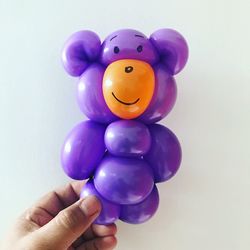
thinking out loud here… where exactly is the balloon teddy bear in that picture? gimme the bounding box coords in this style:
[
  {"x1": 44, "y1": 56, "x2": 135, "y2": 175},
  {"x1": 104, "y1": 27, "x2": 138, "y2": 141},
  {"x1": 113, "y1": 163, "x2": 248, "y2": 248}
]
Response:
[{"x1": 61, "y1": 28, "x2": 188, "y2": 224}]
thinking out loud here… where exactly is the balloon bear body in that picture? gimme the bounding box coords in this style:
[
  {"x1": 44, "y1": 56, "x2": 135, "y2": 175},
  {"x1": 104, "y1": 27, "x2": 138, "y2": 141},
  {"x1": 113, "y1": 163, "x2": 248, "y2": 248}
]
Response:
[{"x1": 61, "y1": 29, "x2": 188, "y2": 224}]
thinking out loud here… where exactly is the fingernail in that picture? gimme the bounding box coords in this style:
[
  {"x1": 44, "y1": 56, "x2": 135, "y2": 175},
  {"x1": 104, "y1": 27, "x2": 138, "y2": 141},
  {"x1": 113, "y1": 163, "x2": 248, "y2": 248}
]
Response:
[{"x1": 79, "y1": 196, "x2": 101, "y2": 217}]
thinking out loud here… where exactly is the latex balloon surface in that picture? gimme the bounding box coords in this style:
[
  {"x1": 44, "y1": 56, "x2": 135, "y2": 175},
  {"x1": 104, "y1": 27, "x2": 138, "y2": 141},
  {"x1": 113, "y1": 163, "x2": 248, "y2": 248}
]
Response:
[
  {"x1": 103, "y1": 59, "x2": 155, "y2": 119},
  {"x1": 61, "y1": 28, "x2": 188, "y2": 224}
]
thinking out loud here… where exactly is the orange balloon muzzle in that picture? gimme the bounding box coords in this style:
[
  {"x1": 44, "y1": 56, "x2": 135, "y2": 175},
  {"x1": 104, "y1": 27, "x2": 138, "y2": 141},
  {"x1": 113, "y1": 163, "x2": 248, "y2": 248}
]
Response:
[{"x1": 103, "y1": 59, "x2": 155, "y2": 119}]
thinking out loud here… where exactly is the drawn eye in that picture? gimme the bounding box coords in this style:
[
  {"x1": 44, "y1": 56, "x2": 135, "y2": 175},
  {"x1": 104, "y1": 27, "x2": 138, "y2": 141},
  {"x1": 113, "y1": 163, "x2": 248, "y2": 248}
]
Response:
[
  {"x1": 114, "y1": 46, "x2": 120, "y2": 54},
  {"x1": 137, "y1": 45, "x2": 143, "y2": 53}
]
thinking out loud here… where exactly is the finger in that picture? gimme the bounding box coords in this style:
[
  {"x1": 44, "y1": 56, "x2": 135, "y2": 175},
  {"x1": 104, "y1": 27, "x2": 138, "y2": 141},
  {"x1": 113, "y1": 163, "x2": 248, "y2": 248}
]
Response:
[
  {"x1": 71, "y1": 181, "x2": 85, "y2": 197},
  {"x1": 73, "y1": 223, "x2": 117, "y2": 247},
  {"x1": 76, "y1": 236, "x2": 117, "y2": 250},
  {"x1": 34, "y1": 196, "x2": 101, "y2": 248},
  {"x1": 24, "y1": 205, "x2": 54, "y2": 228},
  {"x1": 73, "y1": 224, "x2": 117, "y2": 248},
  {"x1": 33, "y1": 181, "x2": 85, "y2": 217},
  {"x1": 93, "y1": 223, "x2": 117, "y2": 236},
  {"x1": 84, "y1": 223, "x2": 117, "y2": 240}
]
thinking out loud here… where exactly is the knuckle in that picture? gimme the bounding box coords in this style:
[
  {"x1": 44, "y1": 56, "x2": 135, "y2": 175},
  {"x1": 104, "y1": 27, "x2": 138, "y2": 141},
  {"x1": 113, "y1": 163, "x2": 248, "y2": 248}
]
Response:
[
  {"x1": 56, "y1": 206, "x2": 83, "y2": 231},
  {"x1": 42, "y1": 191, "x2": 56, "y2": 202},
  {"x1": 25, "y1": 206, "x2": 37, "y2": 218},
  {"x1": 25, "y1": 206, "x2": 41, "y2": 223},
  {"x1": 24, "y1": 206, "x2": 50, "y2": 227}
]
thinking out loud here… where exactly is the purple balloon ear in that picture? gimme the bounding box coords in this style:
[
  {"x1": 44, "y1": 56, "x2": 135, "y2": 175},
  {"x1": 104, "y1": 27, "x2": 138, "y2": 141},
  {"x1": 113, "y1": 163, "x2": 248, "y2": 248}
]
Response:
[
  {"x1": 62, "y1": 30, "x2": 101, "y2": 77},
  {"x1": 150, "y1": 29, "x2": 188, "y2": 75}
]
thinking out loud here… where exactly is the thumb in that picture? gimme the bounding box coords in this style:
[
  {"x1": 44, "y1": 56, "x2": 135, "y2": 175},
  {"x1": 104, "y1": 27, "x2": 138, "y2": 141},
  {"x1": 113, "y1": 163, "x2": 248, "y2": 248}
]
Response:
[{"x1": 35, "y1": 195, "x2": 101, "y2": 248}]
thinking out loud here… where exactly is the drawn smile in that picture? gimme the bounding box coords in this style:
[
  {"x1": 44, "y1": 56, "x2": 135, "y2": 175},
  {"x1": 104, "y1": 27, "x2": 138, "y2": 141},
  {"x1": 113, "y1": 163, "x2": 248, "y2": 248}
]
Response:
[{"x1": 112, "y1": 92, "x2": 140, "y2": 106}]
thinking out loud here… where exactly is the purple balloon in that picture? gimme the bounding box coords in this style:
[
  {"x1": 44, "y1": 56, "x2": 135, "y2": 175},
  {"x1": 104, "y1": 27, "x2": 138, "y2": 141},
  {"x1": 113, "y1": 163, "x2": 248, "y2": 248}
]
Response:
[
  {"x1": 61, "y1": 120, "x2": 106, "y2": 180},
  {"x1": 100, "y1": 29, "x2": 159, "y2": 66},
  {"x1": 145, "y1": 124, "x2": 182, "y2": 183},
  {"x1": 138, "y1": 64, "x2": 177, "y2": 124},
  {"x1": 62, "y1": 30, "x2": 101, "y2": 76},
  {"x1": 81, "y1": 180, "x2": 120, "y2": 225},
  {"x1": 105, "y1": 120, "x2": 151, "y2": 157},
  {"x1": 62, "y1": 29, "x2": 188, "y2": 124},
  {"x1": 120, "y1": 185, "x2": 159, "y2": 224},
  {"x1": 61, "y1": 28, "x2": 189, "y2": 225},
  {"x1": 77, "y1": 63, "x2": 118, "y2": 123},
  {"x1": 94, "y1": 155, "x2": 154, "y2": 205},
  {"x1": 150, "y1": 29, "x2": 189, "y2": 75}
]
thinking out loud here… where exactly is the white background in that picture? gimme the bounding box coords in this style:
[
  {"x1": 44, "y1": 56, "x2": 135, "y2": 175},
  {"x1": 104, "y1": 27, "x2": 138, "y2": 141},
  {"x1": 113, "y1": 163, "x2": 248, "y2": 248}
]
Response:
[{"x1": 0, "y1": 0, "x2": 250, "y2": 249}]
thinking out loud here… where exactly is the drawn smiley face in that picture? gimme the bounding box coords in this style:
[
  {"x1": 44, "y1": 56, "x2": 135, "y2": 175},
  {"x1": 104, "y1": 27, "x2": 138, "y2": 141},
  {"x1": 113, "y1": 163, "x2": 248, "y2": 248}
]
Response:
[{"x1": 103, "y1": 59, "x2": 155, "y2": 119}]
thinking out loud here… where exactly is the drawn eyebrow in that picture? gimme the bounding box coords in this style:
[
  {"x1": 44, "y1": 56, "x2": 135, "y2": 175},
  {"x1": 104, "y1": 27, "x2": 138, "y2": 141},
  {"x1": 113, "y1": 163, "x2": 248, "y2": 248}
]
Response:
[
  {"x1": 135, "y1": 34, "x2": 145, "y2": 38},
  {"x1": 110, "y1": 35, "x2": 117, "y2": 41}
]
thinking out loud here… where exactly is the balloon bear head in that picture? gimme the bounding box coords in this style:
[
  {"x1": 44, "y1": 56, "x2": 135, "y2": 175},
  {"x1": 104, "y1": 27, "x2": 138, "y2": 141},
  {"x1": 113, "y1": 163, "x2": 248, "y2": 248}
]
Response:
[
  {"x1": 62, "y1": 29, "x2": 188, "y2": 123},
  {"x1": 61, "y1": 29, "x2": 188, "y2": 225}
]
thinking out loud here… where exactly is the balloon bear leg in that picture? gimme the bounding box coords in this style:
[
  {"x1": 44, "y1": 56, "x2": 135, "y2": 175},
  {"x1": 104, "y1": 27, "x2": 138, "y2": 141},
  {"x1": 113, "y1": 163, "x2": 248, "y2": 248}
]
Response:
[
  {"x1": 81, "y1": 180, "x2": 159, "y2": 225},
  {"x1": 61, "y1": 120, "x2": 106, "y2": 180},
  {"x1": 80, "y1": 180, "x2": 120, "y2": 225},
  {"x1": 120, "y1": 185, "x2": 159, "y2": 224},
  {"x1": 94, "y1": 155, "x2": 154, "y2": 205}
]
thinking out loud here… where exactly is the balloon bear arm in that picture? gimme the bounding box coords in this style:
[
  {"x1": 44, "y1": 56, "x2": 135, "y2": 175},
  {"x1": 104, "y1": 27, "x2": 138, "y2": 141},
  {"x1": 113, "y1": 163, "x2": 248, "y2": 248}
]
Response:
[
  {"x1": 61, "y1": 120, "x2": 106, "y2": 180},
  {"x1": 145, "y1": 124, "x2": 182, "y2": 183}
]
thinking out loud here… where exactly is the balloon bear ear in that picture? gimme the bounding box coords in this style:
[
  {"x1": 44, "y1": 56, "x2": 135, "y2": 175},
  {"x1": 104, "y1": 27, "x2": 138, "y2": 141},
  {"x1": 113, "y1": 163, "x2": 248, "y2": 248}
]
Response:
[
  {"x1": 150, "y1": 29, "x2": 188, "y2": 75},
  {"x1": 62, "y1": 30, "x2": 101, "y2": 77}
]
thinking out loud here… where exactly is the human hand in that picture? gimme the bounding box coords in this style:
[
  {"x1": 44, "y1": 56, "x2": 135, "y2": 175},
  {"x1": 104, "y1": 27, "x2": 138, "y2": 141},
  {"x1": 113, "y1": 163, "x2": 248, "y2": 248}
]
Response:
[{"x1": 1, "y1": 182, "x2": 117, "y2": 250}]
